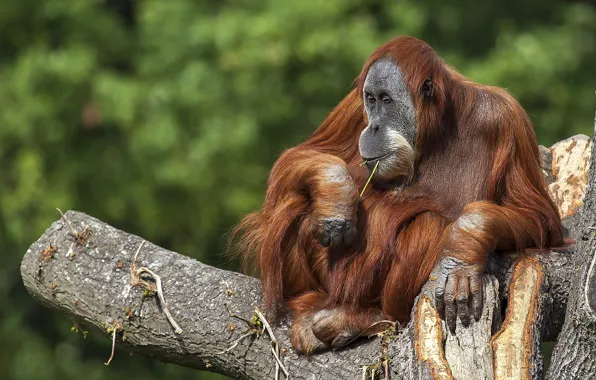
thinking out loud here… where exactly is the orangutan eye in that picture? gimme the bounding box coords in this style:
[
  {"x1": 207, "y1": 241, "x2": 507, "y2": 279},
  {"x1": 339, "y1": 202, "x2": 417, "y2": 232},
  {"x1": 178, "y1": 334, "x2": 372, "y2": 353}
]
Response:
[
  {"x1": 366, "y1": 93, "x2": 376, "y2": 104},
  {"x1": 422, "y1": 78, "x2": 434, "y2": 98},
  {"x1": 381, "y1": 94, "x2": 392, "y2": 103}
]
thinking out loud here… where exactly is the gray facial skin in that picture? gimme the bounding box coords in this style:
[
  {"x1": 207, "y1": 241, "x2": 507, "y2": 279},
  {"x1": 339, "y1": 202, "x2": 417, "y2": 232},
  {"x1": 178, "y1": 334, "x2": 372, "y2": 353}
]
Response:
[{"x1": 358, "y1": 58, "x2": 417, "y2": 182}]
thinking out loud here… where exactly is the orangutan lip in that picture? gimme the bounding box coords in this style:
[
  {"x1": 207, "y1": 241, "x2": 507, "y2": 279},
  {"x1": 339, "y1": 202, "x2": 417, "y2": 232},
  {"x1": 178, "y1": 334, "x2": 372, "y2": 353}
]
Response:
[{"x1": 362, "y1": 152, "x2": 392, "y2": 163}]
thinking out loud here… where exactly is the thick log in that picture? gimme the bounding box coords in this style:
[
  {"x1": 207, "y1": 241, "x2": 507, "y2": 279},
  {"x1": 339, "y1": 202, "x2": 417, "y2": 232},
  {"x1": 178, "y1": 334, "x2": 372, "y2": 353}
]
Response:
[{"x1": 20, "y1": 210, "x2": 577, "y2": 380}]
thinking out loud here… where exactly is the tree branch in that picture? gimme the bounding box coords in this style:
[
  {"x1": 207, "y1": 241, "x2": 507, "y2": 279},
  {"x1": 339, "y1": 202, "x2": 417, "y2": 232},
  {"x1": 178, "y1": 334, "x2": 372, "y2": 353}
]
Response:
[{"x1": 20, "y1": 210, "x2": 574, "y2": 379}]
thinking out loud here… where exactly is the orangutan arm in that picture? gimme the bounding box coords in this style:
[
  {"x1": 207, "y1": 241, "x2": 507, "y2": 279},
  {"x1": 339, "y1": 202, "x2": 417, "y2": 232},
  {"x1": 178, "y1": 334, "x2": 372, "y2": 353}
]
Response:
[
  {"x1": 264, "y1": 147, "x2": 360, "y2": 247},
  {"x1": 434, "y1": 201, "x2": 550, "y2": 332}
]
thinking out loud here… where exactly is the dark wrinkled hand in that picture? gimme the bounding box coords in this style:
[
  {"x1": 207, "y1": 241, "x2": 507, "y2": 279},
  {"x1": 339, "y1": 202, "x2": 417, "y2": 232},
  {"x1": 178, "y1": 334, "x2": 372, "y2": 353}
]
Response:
[
  {"x1": 315, "y1": 218, "x2": 356, "y2": 247},
  {"x1": 310, "y1": 163, "x2": 359, "y2": 248},
  {"x1": 434, "y1": 256, "x2": 484, "y2": 333}
]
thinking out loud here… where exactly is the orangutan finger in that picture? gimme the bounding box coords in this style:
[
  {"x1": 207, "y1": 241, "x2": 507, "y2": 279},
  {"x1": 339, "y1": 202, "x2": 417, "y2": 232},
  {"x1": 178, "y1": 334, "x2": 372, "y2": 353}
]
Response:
[
  {"x1": 435, "y1": 271, "x2": 447, "y2": 319},
  {"x1": 469, "y1": 275, "x2": 484, "y2": 321},
  {"x1": 444, "y1": 274, "x2": 458, "y2": 333},
  {"x1": 456, "y1": 277, "x2": 470, "y2": 328}
]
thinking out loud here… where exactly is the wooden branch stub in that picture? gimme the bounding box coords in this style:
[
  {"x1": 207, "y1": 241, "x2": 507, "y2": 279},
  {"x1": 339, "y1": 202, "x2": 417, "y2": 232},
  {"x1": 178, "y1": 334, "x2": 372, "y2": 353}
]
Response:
[
  {"x1": 491, "y1": 257, "x2": 545, "y2": 380},
  {"x1": 414, "y1": 295, "x2": 454, "y2": 380}
]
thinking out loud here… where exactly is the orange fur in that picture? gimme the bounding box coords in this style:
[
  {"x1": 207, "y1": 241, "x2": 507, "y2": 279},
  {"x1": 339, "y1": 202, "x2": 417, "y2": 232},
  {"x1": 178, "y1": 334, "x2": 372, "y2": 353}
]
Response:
[{"x1": 230, "y1": 36, "x2": 563, "y2": 350}]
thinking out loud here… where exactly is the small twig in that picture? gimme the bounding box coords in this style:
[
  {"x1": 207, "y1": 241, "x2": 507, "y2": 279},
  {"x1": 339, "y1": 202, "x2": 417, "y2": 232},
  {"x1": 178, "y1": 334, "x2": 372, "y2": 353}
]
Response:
[
  {"x1": 56, "y1": 208, "x2": 79, "y2": 238},
  {"x1": 129, "y1": 241, "x2": 182, "y2": 334},
  {"x1": 199, "y1": 305, "x2": 264, "y2": 358},
  {"x1": 137, "y1": 267, "x2": 183, "y2": 334},
  {"x1": 360, "y1": 161, "x2": 380, "y2": 198},
  {"x1": 273, "y1": 346, "x2": 280, "y2": 380},
  {"x1": 131, "y1": 241, "x2": 145, "y2": 271},
  {"x1": 254, "y1": 309, "x2": 277, "y2": 345},
  {"x1": 254, "y1": 308, "x2": 289, "y2": 379},
  {"x1": 130, "y1": 242, "x2": 155, "y2": 293},
  {"x1": 254, "y1": 308, "x2": 282, "y2": 378},
  {"x1": 225, "y1": 303, "x2": 254, "y2": 327},
  {"x1": 56, "y1": 208, "x2": 90, "y2": 245},
  {"x1": 355, "y1": 320, "x2": 396, "y2": 380},
  {"x1": 337, "y1": 320, "x2": 397, "y2": 350},
  {"x1": 363, "y1": 320, "x2": 397, "y2": 336},
  {"x1": 105, "y1": 328, "x2": 118, "y2": 366},
  {"x1": 212, "y1": 331, "x2": 256, "y2": 355}
]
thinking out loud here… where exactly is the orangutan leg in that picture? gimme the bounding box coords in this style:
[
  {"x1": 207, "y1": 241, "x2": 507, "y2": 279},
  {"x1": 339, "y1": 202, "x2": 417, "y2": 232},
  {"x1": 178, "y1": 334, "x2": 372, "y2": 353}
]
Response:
[{"x1": 288, "y1": 292, "x2": 387, "y2": 355}]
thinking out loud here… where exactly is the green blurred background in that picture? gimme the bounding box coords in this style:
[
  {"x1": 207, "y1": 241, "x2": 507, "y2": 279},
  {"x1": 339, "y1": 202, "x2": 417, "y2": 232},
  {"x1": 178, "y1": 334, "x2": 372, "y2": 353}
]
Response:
[{"x1": 1, "y1": 0, "x2": 595, "y2": 379}]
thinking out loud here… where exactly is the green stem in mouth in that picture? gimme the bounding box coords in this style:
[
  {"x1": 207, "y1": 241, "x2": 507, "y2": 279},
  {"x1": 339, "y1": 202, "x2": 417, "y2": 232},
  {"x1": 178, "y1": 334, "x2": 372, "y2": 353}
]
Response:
[{"x1": 360, "y1": 160, "x2": 379, "y2": 198}]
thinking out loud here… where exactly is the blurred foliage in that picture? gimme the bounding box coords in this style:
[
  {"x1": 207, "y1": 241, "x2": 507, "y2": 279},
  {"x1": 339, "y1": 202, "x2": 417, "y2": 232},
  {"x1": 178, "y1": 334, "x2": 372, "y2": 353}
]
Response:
[{"x1": 0, "y1": 0, "x2": 594, "y2": 379}]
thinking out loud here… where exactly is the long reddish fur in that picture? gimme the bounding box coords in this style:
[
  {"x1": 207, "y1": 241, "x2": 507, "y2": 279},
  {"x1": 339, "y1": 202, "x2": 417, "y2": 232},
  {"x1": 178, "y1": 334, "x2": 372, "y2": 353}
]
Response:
[{"x1": 231, "y1": 36, "x2": 563, "y2": 324}]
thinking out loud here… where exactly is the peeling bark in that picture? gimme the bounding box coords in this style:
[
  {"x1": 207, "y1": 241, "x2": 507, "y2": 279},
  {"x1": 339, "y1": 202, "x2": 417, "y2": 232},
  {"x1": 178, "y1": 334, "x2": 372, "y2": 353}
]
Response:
[
  {"x1": 491, "y1": 257, "x2": 546, "y2": 380},
  {"x1": 414, "y1": 295, "x2": 453, "y2": 380}
]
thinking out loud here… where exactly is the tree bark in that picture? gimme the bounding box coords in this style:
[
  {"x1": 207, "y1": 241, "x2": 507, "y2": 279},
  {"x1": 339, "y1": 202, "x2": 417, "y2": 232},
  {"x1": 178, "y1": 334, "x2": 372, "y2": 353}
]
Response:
[
  {"x1": 19, "y1": 134, "x2": 592, "y2": 380},
  {"x1": 546, "y1": 116, "x2": 596, "y2": 379}
]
